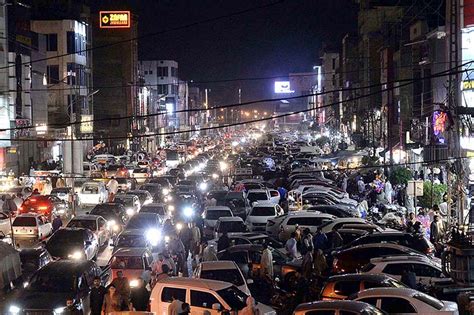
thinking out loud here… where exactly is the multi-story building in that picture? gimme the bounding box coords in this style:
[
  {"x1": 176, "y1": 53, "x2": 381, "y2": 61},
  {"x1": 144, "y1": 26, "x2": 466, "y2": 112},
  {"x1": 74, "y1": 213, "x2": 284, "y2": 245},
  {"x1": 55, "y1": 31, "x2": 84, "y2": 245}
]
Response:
[
  {"x1": 320, "y1": 51, "x2": 341, "y2": 129},
  {"x1": 93, "y1": 10, "x2": 138, "y2": 152}
]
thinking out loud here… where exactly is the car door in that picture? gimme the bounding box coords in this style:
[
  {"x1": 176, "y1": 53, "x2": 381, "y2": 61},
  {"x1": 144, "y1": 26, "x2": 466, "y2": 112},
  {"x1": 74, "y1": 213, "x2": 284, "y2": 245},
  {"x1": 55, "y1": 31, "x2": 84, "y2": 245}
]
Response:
[
  {"x1": 269, "y1": 189, "x2": 280, "y2": 204},
  {"x1": 190, "y1": 289, "x2": 221, "y2": 315}
]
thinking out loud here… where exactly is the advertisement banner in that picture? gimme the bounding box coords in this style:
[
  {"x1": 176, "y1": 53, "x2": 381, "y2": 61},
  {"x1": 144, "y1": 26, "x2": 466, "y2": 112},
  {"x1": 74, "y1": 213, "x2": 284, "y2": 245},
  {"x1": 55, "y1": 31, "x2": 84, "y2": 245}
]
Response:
[{"x1": 462, "y1": 27, "x2": 474, "y2": 107}]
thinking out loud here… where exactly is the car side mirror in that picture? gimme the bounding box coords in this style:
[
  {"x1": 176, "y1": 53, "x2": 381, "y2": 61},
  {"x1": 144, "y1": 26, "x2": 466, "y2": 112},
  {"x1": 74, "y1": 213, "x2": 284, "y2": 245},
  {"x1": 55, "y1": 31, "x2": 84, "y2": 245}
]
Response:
[{"x1": 212, "y1": 303, "x2": 222, "y2": 311}]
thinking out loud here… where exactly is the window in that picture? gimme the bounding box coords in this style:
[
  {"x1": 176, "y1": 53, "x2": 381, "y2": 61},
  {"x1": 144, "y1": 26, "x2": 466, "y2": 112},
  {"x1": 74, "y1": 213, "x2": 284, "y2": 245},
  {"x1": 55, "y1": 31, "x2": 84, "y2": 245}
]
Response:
[
  {"x1": 382, "y1": 263, "x2": 409, "y2": 276},
  {"x1": 171, "y1": 84, "x2": 178, "y2": 94},
  {"x1": 332, "y1": 58, "x2": 336, "y2": 70},
  {"x1": 46, "y1": 65, "x2": 59, "y2": 84},
  {"x1": 412, "y1": 263, "x2": 442, "y2": 278},
  {"x1": 357, "y1": 297, "x2": 378, "y2": 308},
  {"x1": 190, "y1": 290, "x2": 219, "y2": 309},
  {"x1": 46, "y1": 33, "x2": 57, "y2": 51},
  {"x1": 144, "y1": 71, "x2": 148, "y2": 75},
  {"x1": 67, "y1": 31, "x2": 86, "y2": 56},
  {"x1": 413, "y1": 293, "x2": 443, "y2": 310},
  {"x1": 161, "y1": 287, "x2": 186, "y2": 303},
  {"x1": 67, "y1": 31, "x2": 75, "y2": 54},
  {"x1": 149, "y1": 70, "x2": 153, "y2": 74},
  {"x1": 230, "y1": 252, "x2": 248, "y2": 264},
  {"x1": 157, "y1": 84, "x2": 167, "y2": 94},
  {"x1": 380, "y1": 297, "x2": 416, "y2": 313},
  {"x1": 171, "y1": 67, "x2": 178, "y2": 77},
  {"x1": 333, "y1": 281, "x2": 361, "y2": 297},
  {"x1": 158, "y1": 66, "x2": 168, "y2": 77}
]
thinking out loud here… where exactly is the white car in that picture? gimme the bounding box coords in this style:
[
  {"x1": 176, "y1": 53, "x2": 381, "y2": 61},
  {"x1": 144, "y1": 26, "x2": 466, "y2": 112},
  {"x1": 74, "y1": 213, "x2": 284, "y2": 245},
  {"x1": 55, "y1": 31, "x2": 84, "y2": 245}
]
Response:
[
  {"x1": 12, "y1": 213, "x2": 52, "y2": 240},
  {"x1": 214, "y1": 217, "x2": 247, "y2": 239},
  {"x1": 150, "y1": 277, "x2": 276, "y2": 314},
  {"x1": 245, "y1": 202, "x2": 284, "y2": 232},
  {"x1": 294, "y1": 300, "x2": 385, "y2": 315},
  {"x1": 363, "y1": 255, "x2": 447, "y2": 285},
  {"x1": 202, "y1": 206, "x2": 233, "y2": 238},
  {"x1": 245, "y1": 189, "x2": 280, "y2": 205},
  {"x1": 268, "y1": 211, "x2": 336, "y2": 241},
  {"x1": 194, "y1": 260, "x2": 252, "y2": 295},
  {"x1": 132, "y1": 168, "x2": 150, "y2": 184},
  {"x1": 319, "y1": 217, "x2": 375, "y2": 233},
  {"x1": 353, "y1": 287, "x2": 458, "y2": 314},
  {"x1": 78, "y1": 181, "x2": 108, "y2": 206}
]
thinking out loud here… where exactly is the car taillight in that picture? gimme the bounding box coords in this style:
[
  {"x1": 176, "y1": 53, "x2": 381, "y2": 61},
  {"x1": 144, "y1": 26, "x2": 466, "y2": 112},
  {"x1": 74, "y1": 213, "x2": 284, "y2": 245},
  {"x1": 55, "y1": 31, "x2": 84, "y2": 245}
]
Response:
[{"x1": 38, "y1": 206, "x2": 48, "y2": 210}]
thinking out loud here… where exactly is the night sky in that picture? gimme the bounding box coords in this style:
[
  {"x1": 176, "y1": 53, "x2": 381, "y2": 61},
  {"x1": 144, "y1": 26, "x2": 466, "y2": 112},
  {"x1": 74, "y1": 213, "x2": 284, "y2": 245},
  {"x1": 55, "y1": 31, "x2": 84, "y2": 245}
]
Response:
[{"x1": 134, "y1": 0, "x2": 358, "y2": 105}]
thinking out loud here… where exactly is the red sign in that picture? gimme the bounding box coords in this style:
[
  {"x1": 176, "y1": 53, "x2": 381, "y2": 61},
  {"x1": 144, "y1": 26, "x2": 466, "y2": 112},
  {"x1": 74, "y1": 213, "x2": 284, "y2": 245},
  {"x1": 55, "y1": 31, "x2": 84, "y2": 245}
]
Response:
[{"x1": 465, "y1": 0, "x2": 474, "y2": 27}]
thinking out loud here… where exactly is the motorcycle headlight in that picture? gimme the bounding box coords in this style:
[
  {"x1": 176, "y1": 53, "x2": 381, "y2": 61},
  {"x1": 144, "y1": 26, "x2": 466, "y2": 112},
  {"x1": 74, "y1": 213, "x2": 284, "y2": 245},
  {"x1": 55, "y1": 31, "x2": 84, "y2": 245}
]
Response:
[
  {"x1": 162, "y1": 188, "x2": 170, "y2": 195},
  {"x1": 129, "y1": 279, "x2": 139, "y2": 288},
  {"x1": 164, "y1": 235, "x2": 170, "y2": 243},
  {"x1": 68, "y1": 251, "x2": 83, "y2": 260},
  {"x1": 126, "y1": 208, "x2": 135, "y2": 216},
  {"x1": 212, "y1": 173, "x2": 219, "y2": 179},
  {"x1": 176, "y1": 222, "x2": 183, "y2": 231},
  {"x1": 107, "y1": 219, "x2": 116, "y2": 227},
  {"x1": 168, "y1": 205, "x2": 175, "y2": 212},
  {"x1": 183, "y1": 207, "x2": 194, "y2": 218},
  {"x1": 54, "y1": 307, "x2": 66, "y2": 314},
  {"x1": 9, "y1": 305, "x2": 20, "y2": 314}
]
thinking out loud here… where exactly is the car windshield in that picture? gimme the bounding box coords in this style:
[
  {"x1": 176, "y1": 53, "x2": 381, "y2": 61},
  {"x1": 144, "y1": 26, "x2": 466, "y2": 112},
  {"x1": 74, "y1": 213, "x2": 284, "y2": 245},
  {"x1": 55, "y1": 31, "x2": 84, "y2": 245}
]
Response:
[
  {"x1": 247, "y1": 192, "x2": 268, "y2": 202},
  {"x1": 117, "y1": 235, "x2": 147, "y2": 248},
  {"x1": 51, "y1": 188, "x2": 69, "y2": 194},
  {"x1": 127, "y1": 216, "x2": 155, "y2": 229},
  {"x1": 49, "y1": 230, "x2": 84, "y2": 245},
  {"x1": 13, "y1": 216, "x2": 37, "y2": 226},
  {"x1": 29, "y1": 271, "x2": 75, "y2": 292},
  {"x1": 216, "y1": 286, "x2": 247, "y2": 310},
  {"x1": 67, "y1": 220, "x2": 97, "y2": 230},
  {"x1": 206, "y1": 210, "x2": 232, "y2": 220},
  {"x1": 141, "y1": 206, "x2": 165, "y2": 215},
  {"x1": 110, "y1": 256, "x2": 144, "y2": 269},
  {"x1": 413, "y1": 293, "x2": 444, "y2": 310},
  {"x1": 250, "y1": 207, "x2": 275, "y2": 216},
  {"x1": 116, "y1": 199, "x2": 134, "y2": 208},
  {"x1": 201, "y1": 269, "x2": 244, "y2": 286},
  {"x1": 219, "y1": 221, "x2": 246, "y2": 233}
]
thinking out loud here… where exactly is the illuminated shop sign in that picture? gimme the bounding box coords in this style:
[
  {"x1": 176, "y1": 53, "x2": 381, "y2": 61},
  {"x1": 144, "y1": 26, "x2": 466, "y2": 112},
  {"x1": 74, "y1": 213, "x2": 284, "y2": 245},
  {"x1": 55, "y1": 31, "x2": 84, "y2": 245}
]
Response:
[{"x1": 100, "y1": 11, "x2": 131, "y2": 29}]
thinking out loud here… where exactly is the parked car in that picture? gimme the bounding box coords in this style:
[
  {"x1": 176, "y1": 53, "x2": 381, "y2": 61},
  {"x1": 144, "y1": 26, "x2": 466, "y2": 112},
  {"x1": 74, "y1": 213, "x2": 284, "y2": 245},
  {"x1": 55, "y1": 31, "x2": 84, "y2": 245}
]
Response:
[
  {"x1": 194, "y1": 260, "x2": 252, "y2": 295},
  {"x1": 8, "y1": 260, "x2": 109, "y2": 314},
  {"x1": 150, "y1": 277, "x2": 276, "y2": 314},
  {"x1": 125, "y1": 212, "x2": 161, "y2": 232},
  {"x1": 245, "y1": 202, "x2": 284, "y2": 232},
  {"x1": 203, "y1": 206, "x2": 234, "y2": 238},
  {"x1": 208, "y1": 232, "x2": 283, "y2": 250},
  {"x1": 214, "y1": 217, "x2": 247, "y2": 238},
  {"x1": 45, "y1": 227, "x2": 99, "y2": 260},
  {"x1": 320, "y1": 218, "x2": 382, "y2": 233},
  {"x1": 293, "y1": 300, "x2": 385, "y2": 315},
  {"x1": 108, "y1": 247, "x2": 154, "y2": 286},
  {"x1": 319, "y1": 273, "x2": 406, "y2": 300},
  {"x1": 77, "y1": 181, "x2": 108, "y2": 207},
  {"x1": 336, "y1": 228, "x2": 369, "y2": 246},
  {"x1": 270, "y1": 211, "x2": 335, "y2": 241},
  {"x1": 347, "y1": 231, "x2": 435, "y2": 255},
  {"x1": 307, "y1": 204, "x2": 359, "y2": 218},
  {"x1": 217, "y1": 244, "x2": 301, "y2": 284},
  {"x1": 12, "y1": 214, "x2": 52, "y2": 240},
  {"x1": 66, "y1": 215, "x2": 110, "y2": 247},
  {"x1": 332, "y1": 243, "x2": 425, "y2": 274},
  {"x1": 19, "y1": 195, "x2": 70, "y2": 220},
  {"x1": 362, "y1": 255, "x2": 446, "y2": 285},
  {"x1": 352, "y1": 287, "x2": 458, "y2": 314}
]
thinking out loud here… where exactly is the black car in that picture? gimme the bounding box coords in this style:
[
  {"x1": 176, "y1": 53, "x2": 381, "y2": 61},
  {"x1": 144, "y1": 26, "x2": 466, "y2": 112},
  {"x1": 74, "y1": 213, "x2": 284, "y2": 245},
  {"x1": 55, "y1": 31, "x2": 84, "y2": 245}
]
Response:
[
  {"x1": 217, "y1": 244, "x2": 301, "y2": 285},
  {"x1": 19, "y1": 247, "x2": 53, "y2": 280},
  {"x1": 347, "y1": 231, "x2": 435, "y2": 255},
  {"x1": 307, "y1": 205, "x2": 357, "y2": 218},
  {"x1": 139, "y1": 183, "x2": 162, "y2": 201},
  {"x1": 90, "y1": 202, "x2": 128, "y2": 226},
  {"x1": 45, "y1": 227, "x2": 100, "y2": 260},
  {"x1": 125, "y1": 212, "x2": 161, "y2": 231},
  {"x1": 9, "y1": 260, "x2": 109, "y2": 314}
]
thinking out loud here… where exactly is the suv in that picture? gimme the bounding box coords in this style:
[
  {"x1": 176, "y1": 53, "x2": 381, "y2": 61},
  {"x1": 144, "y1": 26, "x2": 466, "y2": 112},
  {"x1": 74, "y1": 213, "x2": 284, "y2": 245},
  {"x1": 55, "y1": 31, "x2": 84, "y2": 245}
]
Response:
[
  {"x1": 362, "y1": 255, "x2": 446, "y2": 285},
  {"x1": 202, "y1": 206, "x2": 234, "y2": 238},
  {"x1": 245, "y1": 202, "x2": 284, "y2": 232},
  {"x1": 214, "y1": 217, "x2": 247, "y2": 238},
  {"x1": 9, "y1": 260, "x2": 109, "y2": 314}
]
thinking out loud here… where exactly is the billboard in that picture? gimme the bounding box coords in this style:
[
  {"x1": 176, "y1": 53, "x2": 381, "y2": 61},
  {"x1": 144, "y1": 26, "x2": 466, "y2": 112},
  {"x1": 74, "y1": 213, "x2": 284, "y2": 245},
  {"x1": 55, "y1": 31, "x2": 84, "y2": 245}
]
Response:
[
  {"x1": 274, "y1": 81, "x2": 293, "y2": 94},
  {"x1": 462, "y1": 27, "x2": 474, "y2": 107},
  {"x1": 100, "y1": 11, "x2": 131, "y2": 29}
]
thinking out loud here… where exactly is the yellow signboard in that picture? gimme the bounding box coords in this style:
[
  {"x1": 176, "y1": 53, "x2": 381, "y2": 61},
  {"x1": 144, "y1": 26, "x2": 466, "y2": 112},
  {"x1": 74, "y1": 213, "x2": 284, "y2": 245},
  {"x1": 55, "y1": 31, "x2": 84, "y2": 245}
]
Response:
[
  {"x1": 463, "y1": 80, "x2": 474, "y2": 90},
  {"x1": 100, "y1": 11, "x2": 131, "y2": 29}
]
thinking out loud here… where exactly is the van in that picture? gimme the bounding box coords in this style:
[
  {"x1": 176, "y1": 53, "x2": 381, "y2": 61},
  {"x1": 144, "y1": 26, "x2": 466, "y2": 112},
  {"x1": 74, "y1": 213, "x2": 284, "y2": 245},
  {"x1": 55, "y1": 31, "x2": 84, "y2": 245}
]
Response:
[{"x1": 150, "y1": 277, "x2": 276, "y2": 314}]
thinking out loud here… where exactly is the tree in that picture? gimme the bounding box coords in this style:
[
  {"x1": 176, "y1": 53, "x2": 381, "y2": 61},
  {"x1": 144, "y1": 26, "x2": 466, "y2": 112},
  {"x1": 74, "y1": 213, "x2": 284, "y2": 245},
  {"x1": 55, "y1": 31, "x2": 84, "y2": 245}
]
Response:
[
  {"x1": 389, "y1": 167, "x2": 413, "y2": 186},
  {"x1": 418, "y1": 181, "x2": 447, "y2": 208}
]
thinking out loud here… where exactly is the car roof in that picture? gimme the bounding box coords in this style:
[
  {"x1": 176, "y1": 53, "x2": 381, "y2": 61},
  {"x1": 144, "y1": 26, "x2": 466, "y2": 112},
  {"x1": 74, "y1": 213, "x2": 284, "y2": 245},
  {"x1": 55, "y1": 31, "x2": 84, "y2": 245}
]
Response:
[
  {"x1": 199, "y1": 260, "x2": 239, "y2": 270},
  {"x1": 295, "y1": 300, "x2": 378, "y2": 312},
  {"x1": 356, "y1": 287, "x2": 424, "y2": 298},
  {"x1": 340, "y1": 243, "x2": 420, "y2": 253},
  {"x1": 15, "y1": 213, "x2": 42, "y2": 218},
  {"x1": 252, "y1": 202, "x2": 276, "y2": 207},
  {"x1": 370, "y1": 254, "x2": 432, "y2": 263},
  {"x1": 37, "y1": 260, "x2": 96, "y2": 276},
  {"x1": 330, "y1": 218, "x2": 367, "y2": 223},
  {"x1": 70, "y1": 215, "x2": 101, "y2": 221},
  {"x1": 157, "y1": 277, "x2": 232, "y2": 291},
  {"x1": 217, "y1": 217, "x2": 244, "y2": 222},
  {"x1": 112, "y1": 247, "x2": 150, "y2": 257},
  {"x1": 205, "y1": 206, "x2": 233, "y2": 211},
  {"x1": 118, "y1": 229, "x2": 145, "y2": 236},
  {"x1": 246, "y1": 189, "x2": 267, "y2": 193},
  {"x1": 326, "y1": 273, "x2": 397, "y2": 283},
  {"x1": 285, "y1": 211, "x2": 335, "y2": 218}
]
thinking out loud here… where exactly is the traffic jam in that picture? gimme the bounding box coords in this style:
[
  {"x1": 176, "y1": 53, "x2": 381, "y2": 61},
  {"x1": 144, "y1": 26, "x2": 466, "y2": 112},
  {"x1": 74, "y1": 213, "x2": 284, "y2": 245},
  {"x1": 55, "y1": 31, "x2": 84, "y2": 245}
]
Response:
[{"x1": 0, "y1": 130, "x2": 467, "y2": 314}]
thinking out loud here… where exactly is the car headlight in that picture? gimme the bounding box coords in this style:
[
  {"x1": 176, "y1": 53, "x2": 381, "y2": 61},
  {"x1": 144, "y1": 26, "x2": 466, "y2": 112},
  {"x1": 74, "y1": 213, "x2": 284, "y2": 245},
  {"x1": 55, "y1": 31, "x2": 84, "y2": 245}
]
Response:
[
  {"x1": 183, "y1": 207, "x2": 194, "y2": 217},
  {"x1": 212, "y1": 173, "x2": 219, "y2": 179},
  {"x1": 126, "y1": 208, "x2": 134, "y2": 216},
  {"x1": 54, "y1": 307, "x2": 66, "y2": 314},
  {"x1": 162, "y1": 188, "x2": 170, "y2": 195},
  {"x1": 9, "y1": 305, "x2": 20, "y2": 314},
  {"x1": 145, "y1": 228, "x2": 161, "y2": 246},
  {"x1": 68, "y1": 251, "x2": 83, "y2": 260},
  {"x1": 176, "y1": 222, "x2": 183, "y2": 231},
  {"x1": 219, "y1": 161, "x2": 228, "y2": 171},
  {"x1": 199, "y1": 182, "x2": 208, "y2": 191},
  {"x1": 168, "y1": 205, "x2": 175, "y2": 212},
  {"x1": 164, "y1": 235, "x2": 170, "y2": 243},
  {"x1": 129, "y1": 279, "x2": 139, "y2": 288},
  {"x1": 107, "y1": 219, "x2": 116, "y2": 227}
]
